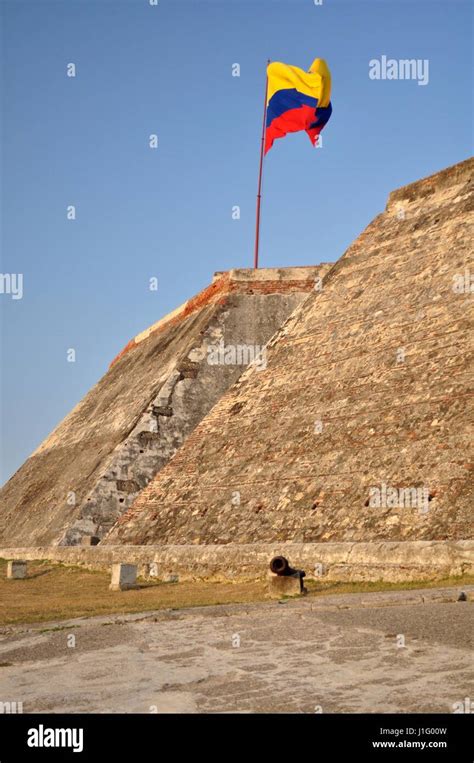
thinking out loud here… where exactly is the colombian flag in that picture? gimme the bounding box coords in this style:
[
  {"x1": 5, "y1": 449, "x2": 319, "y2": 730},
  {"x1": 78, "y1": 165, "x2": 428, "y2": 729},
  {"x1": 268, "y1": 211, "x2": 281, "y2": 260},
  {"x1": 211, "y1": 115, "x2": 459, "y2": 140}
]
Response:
[{"x1": 265, "y1": 58, "x2": 332, "y2": 154}]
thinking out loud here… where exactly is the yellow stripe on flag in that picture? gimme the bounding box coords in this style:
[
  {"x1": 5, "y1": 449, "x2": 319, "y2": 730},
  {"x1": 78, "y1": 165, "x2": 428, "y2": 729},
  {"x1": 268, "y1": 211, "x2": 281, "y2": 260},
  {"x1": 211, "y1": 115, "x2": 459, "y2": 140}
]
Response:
[{"x1": 267, "y1": 58, "x2": 331, "y2": 108}]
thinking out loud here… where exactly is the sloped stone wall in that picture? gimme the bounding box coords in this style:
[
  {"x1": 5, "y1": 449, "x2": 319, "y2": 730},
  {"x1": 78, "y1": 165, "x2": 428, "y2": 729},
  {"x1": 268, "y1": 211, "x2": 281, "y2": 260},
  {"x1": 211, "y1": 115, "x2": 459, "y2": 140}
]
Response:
[
  {"x1": 106, "y1": 159, "x2": 473, "y2": 546},
  {"x1": 0, "y1": 267, "x2": 327, "y2": 547}
]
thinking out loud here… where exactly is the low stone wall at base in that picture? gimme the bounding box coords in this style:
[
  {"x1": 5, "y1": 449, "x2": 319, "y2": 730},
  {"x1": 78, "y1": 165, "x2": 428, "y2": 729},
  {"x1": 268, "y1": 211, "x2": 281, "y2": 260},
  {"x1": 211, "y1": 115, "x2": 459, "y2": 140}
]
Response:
[{"x1": 0, "y1": 541, "x2": 473, "y2": 582}]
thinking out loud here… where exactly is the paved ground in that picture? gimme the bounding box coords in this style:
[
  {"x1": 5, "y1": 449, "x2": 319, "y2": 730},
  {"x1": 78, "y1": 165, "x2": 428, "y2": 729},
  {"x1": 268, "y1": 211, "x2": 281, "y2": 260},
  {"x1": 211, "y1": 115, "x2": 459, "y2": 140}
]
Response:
[{"x1": 0, "y1": 587, "x2": 472, "y2": 713}]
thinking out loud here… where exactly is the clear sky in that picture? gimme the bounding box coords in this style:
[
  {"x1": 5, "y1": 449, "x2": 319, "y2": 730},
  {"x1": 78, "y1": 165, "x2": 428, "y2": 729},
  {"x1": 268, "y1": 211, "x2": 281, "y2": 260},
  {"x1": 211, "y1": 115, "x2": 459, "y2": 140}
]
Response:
[{"x1": 0, "y1": 0, "x2": 472, "y2": 484}]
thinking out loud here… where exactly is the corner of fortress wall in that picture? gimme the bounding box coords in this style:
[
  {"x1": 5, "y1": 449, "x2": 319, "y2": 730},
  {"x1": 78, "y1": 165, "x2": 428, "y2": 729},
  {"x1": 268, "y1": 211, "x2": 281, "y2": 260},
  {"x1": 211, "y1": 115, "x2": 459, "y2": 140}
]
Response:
[
  {"x1": 109, "y1": 266, "x2": 332, "y2": 367},
  {"x1": 104, "y1": 157, "x2": 474, "y2": 547},
  {"x1": 0, "y1": 266, "x2": 329, "y2": 547}
]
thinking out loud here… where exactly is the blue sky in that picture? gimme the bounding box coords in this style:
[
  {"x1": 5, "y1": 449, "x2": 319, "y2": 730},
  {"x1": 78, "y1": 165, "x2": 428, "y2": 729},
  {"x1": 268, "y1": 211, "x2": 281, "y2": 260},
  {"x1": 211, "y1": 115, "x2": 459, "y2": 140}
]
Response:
[{"x1": 1, "y1": 0, "x2": 472, "y2": 484}]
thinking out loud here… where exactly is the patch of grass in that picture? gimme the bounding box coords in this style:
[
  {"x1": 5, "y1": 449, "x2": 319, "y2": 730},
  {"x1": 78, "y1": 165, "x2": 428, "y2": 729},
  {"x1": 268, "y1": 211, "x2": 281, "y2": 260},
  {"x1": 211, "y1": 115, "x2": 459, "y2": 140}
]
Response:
[
  {"x1": 0, "y1": 560, "x2": 268, "y2": 625},
  {"x1": 0, "y1": 558, "x2": 471, "y2": 626}
]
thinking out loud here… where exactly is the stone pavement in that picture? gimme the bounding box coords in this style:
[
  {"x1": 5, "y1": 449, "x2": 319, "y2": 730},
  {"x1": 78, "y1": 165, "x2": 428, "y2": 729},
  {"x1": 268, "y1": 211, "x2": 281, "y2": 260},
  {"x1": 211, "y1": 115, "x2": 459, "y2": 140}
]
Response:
[{"x1": 0, "y1": 587, "x2": 472, "y2": 713}]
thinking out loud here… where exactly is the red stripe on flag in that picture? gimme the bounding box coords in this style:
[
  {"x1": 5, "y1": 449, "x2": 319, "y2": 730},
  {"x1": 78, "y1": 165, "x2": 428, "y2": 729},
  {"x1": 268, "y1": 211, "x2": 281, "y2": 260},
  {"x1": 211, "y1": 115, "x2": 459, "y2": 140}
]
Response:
[{"x1": 265, "y1": 104, "x2": 316, "y2": 154}]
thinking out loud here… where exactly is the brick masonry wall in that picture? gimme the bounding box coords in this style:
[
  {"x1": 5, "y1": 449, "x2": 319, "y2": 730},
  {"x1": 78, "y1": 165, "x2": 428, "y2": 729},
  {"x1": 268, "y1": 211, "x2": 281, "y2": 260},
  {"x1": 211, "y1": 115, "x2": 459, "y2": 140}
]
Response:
[
  {"x1": 0, "y1": 268, "x2": 327, "y2": 547},
  {"x1": 106, "y1": 159, "x2": 473, "y2": 546}
]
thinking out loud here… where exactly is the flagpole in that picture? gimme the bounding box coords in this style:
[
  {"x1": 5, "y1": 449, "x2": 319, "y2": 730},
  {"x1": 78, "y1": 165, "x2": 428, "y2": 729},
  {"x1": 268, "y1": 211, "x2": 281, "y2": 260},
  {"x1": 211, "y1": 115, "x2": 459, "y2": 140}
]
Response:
[{"x1": 253, "y1": 59, "x2": 270, "y2": 269}]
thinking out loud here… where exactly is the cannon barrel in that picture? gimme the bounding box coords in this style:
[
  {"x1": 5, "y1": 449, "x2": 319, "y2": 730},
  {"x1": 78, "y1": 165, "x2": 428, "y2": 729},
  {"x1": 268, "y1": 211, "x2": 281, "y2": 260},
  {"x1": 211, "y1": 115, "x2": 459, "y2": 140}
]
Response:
[{"x1": 269, "y1": 555, "x2": 305, "y2": 577}]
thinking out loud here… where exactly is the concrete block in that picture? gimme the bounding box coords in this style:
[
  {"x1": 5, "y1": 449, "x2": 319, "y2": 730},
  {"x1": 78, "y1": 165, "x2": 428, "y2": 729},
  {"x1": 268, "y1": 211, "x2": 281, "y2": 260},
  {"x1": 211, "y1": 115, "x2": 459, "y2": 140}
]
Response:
[
  {"x1": 267, "y1": 571, "x2": 306, "y2": 598},
  {"x1": 7, "y1": 560, "x2": 27, "y2": 579},
  {"x1": 109, "y1": 563, "x2": 137, "y2": 591}
]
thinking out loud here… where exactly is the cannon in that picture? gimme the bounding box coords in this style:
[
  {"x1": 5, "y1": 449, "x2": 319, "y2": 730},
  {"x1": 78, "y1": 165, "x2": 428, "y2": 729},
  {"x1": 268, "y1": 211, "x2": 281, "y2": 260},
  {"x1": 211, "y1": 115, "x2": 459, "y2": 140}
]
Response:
[
  {"x1": 268, "y1": 556, "x2": 306, "y2": 597},
  {"x1": 269, "y1": 555, "x2": 305, "y2": 578}
]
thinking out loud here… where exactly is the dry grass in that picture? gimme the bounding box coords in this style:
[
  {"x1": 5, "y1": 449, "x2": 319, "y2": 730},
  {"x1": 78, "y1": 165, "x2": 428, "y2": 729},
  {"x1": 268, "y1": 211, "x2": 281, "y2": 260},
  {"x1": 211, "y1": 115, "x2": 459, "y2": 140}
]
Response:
[
  {"x1": 0, "y1": 559, "x2": 472, "y2": 626},
  {"x1": 0, "y1": 560, "x2": 266, "y2": 626}
]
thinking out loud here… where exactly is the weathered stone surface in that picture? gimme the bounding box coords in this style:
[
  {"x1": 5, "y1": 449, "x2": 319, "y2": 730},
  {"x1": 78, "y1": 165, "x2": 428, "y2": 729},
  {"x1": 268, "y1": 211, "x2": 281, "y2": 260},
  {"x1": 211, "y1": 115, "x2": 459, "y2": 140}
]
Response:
[
  {"x1": 6, "y1": 560, "x2": 27, "y2": 579},
  {"x1": 1, "y1": 591, "x2": 472, "y2": 713},
  {"x1": 267, "y1": 571, "x2": 306, "y2": 597},
  {"x1": 1, "y1": 540, "x2": 472, "y2": 582},
  {"x1": 0, "y1": 267, "x2": 327, "y2": 547},
  {"x1": 80, "y1": 536, "x2": 100, "y2": 547},
  {"x1": 109, "y1": 563, "x2": 137, "y2": 591},
  {"x1": 106, "y1": 159, "x2": 473, "y2": 546}
]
